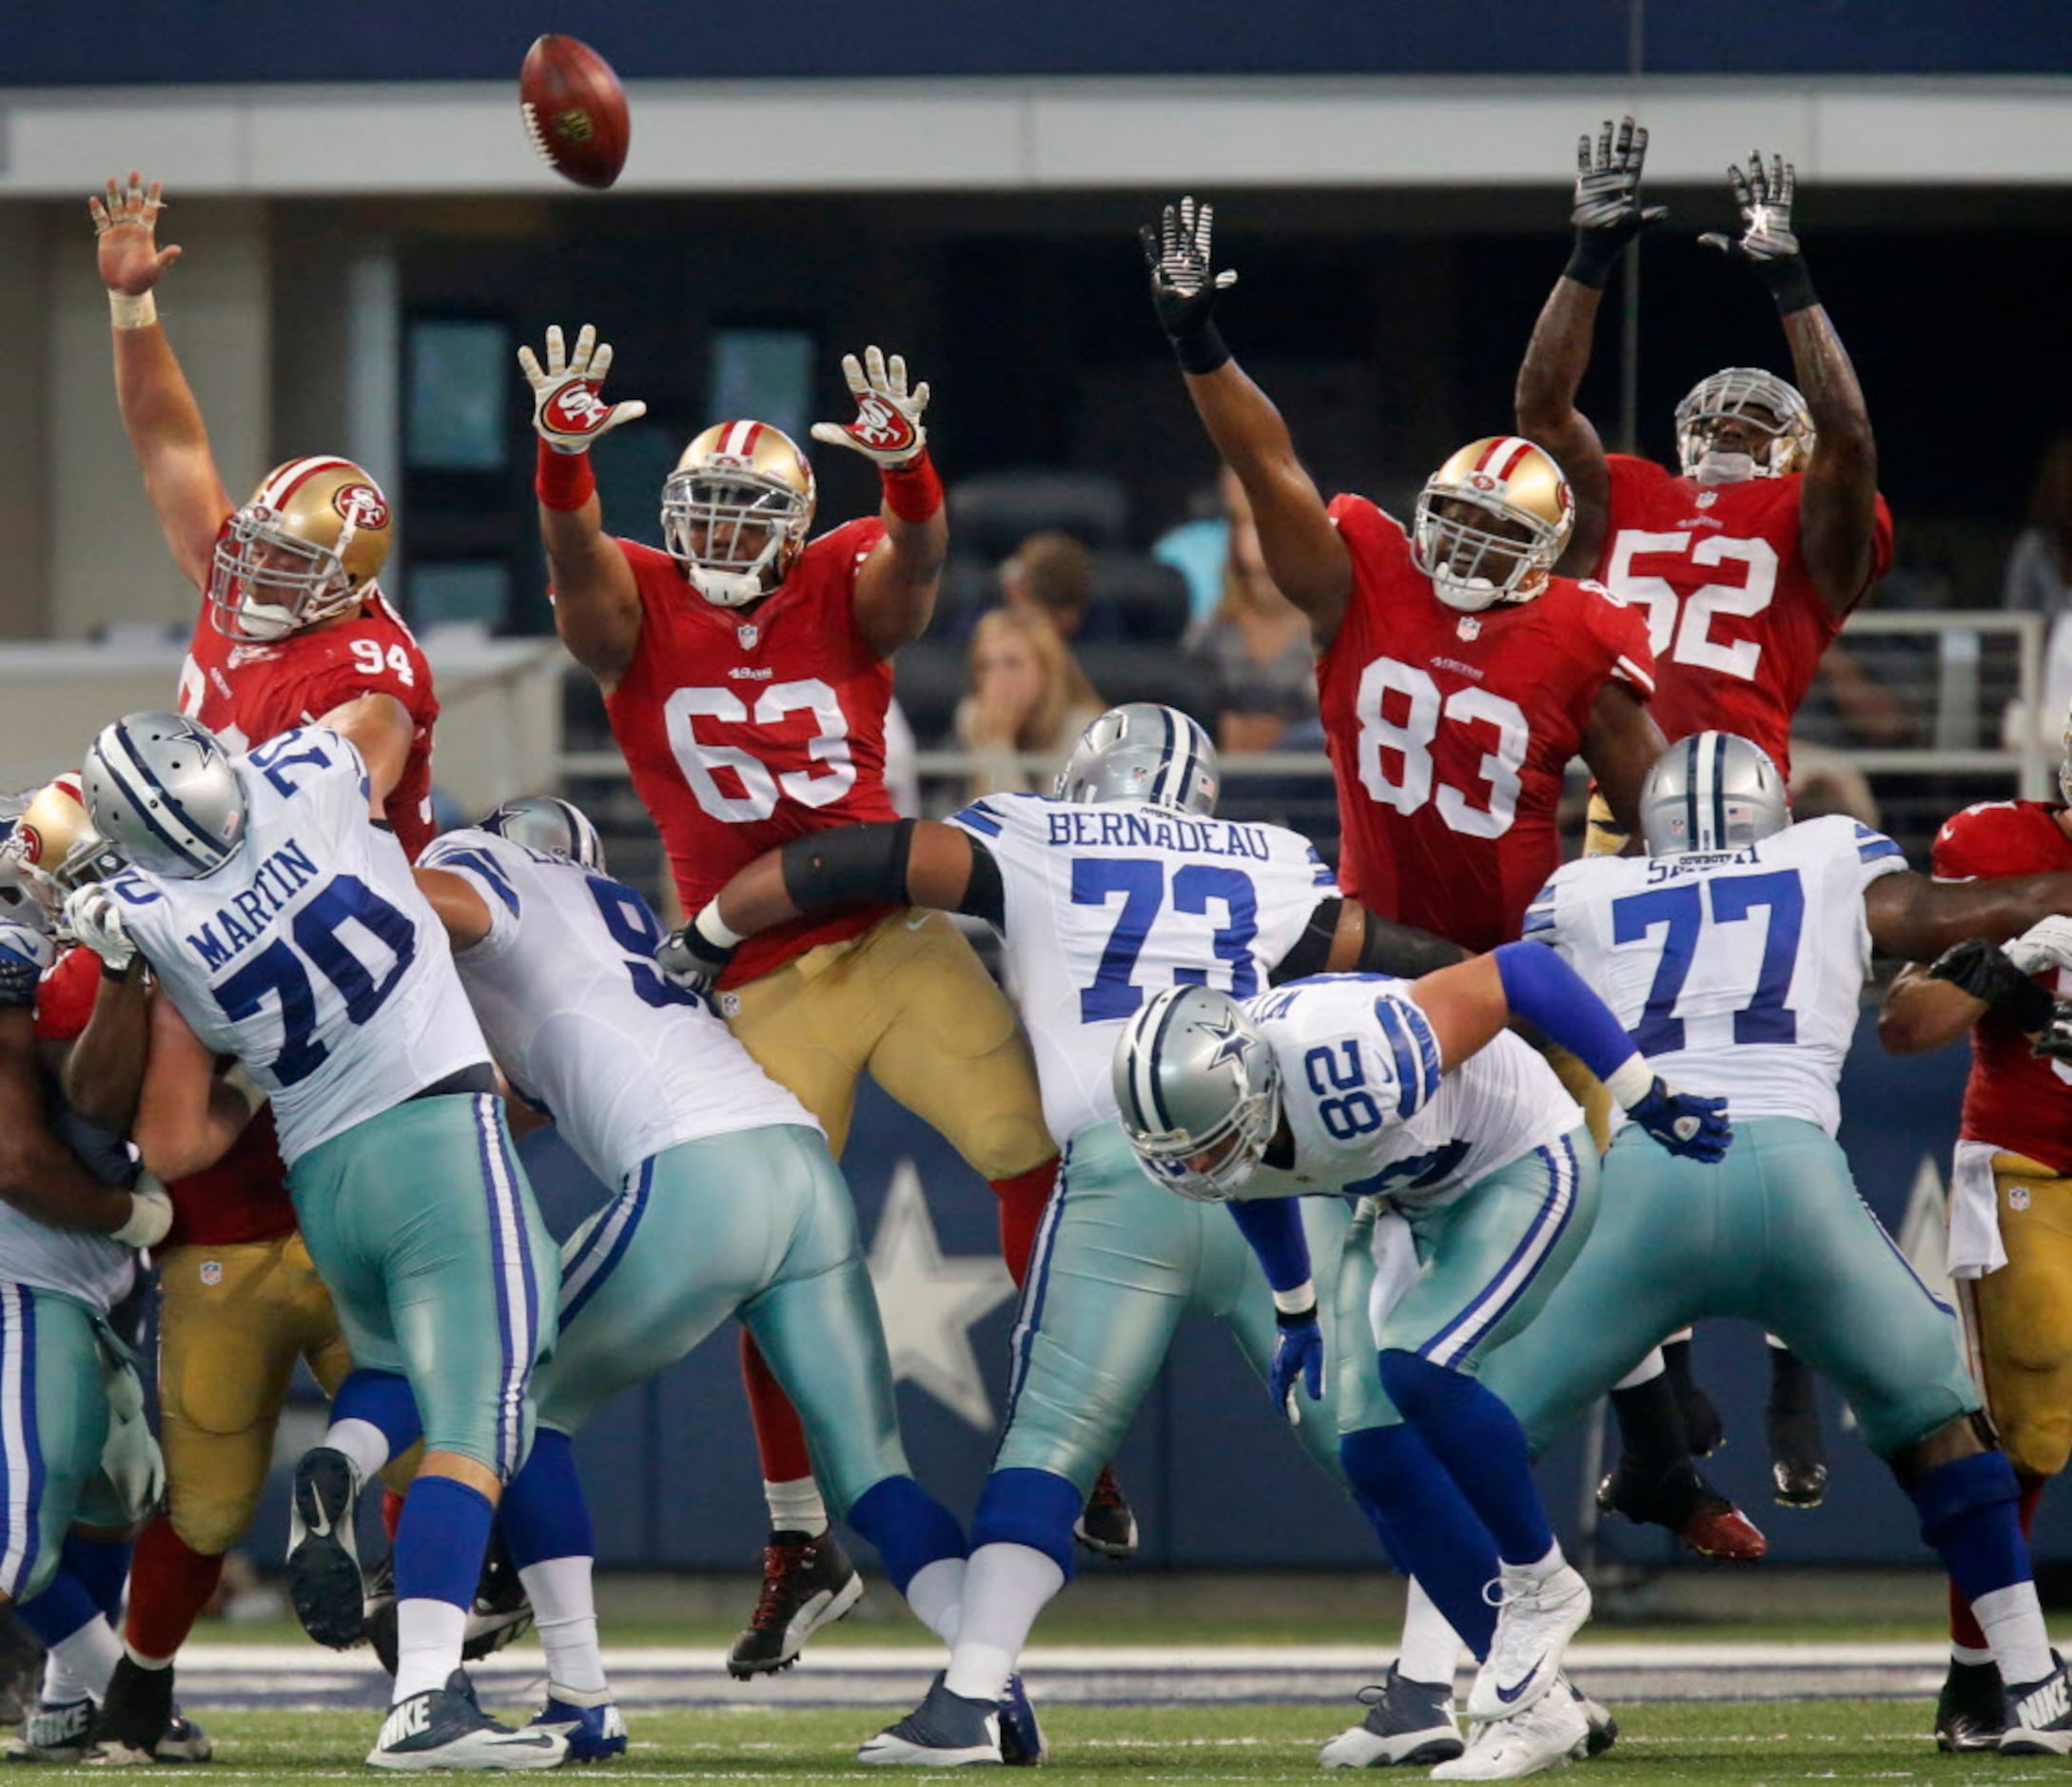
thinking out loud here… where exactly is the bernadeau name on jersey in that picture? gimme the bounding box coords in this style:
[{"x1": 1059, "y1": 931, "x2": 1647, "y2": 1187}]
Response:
[
  {"x1": 181, "y1": 838, "x2": 323, "y2": 970},
  {"x1": 1044, "y1": 811, "x2": 1273, "y2": 860}
]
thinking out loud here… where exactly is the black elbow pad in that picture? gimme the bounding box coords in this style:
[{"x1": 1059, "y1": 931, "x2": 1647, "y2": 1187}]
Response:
[{"x1": 778, "y1": 821, "x2": 916, "y2": 912}]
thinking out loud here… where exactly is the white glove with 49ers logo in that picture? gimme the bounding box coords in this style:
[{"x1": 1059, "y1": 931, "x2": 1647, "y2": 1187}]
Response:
[
  {"x1": 519, "y1": 324, "x2": 648, "y2": 455},
  {"x1": 811, "y1": 346, "x2": 929, "y2": 468}
]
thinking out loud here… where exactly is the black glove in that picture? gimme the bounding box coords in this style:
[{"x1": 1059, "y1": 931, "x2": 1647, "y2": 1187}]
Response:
[
  {"x1": 1140, "y1": 196, "x2": 1237, "y2": 376},
  {"x1": 2033, "y1": 1001, "x2": 2072, "y2": 1063},
  {"x1": 1564, "y1": 115, "x2": 1668, "y2": 289},
  {"x1": 1927, "y1": 938, "x2": 2056, "y2": 1033},
  {"x1": 1699, "y1": 151, "x2": 1819, "y2": 315}
]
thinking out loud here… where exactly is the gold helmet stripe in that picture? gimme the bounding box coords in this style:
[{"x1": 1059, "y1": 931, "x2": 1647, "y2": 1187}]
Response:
[{"x1": 255, "y1": 455, "x2": 359, "y2": 510}]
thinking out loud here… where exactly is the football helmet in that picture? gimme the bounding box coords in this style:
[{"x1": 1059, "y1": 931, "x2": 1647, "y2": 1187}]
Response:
[
  {"x1": 478, "y1": 795, "x2": 606, "y2": 873},
  {"x1": 1673, "y1": 368, "x2": 1815, "y2": 482},
  {"x1": 209, "y1": 458, "x2": 392, "y2": 641},
  {"x1": 82, "y1": 713, "x2": 246, "y2": 879},
  {"x1": 1113, "y1": 984, "x2": 1281, "y2": 1203},
  {"x1": 660, "y1": 422, "x2": 817, "y2": 609},
  {"x1": 1056, "y1": 704, "x2": 1221, "y2": 815},
  {"x1": 1639, "y1": 732, "x2": 1790, "y2": 856},
  {"x1": 1413, "y1": 437, "x2": 1575, "y2": 613},
  {"x1": 0, "y1": 775, "x2": 115, "y2": 919}
]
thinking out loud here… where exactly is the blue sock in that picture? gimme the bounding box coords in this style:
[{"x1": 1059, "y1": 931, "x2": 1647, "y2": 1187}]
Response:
[
  {"x1": 330, "y1": 1368, "x2": 425, "y2": 1459},
  {"x1": 16, "y1": 1570, "x2": 100, "y2": 1648},
  {"x1": 60, "y1": 1534, "x2": 129, "y2": 1625},
  {"x1": 1378, "y1": 1350, "x2": 1553, "y2": 1565},
  {"x1": 394, "y1": 1475, "x2": 496, "y2": 1611},
  {"x1": 847, "y1": 1477, "x2": 967, "y2": 1595},
  {"x1": 498, "y1": 1430, "x2": 594, "y2": 1570},
  {"x1": 970, "y1": 1468, "x2": 1083, "y2": 1580},
  {"x1": 1913, "y1": 1450, "x2": 2027, "y2": 1602},
  {"x1": 1340, "y1": 1424, "x2": 1498, "y2": 1658}
]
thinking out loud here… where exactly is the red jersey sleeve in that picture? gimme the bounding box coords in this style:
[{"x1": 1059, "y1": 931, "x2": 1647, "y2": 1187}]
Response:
[
  {"x1": 32, "y1": 946, "x2": 100, "y2": 1045},
  {"x1": 1932, "y1": 802, "x2": 2034, "y2": 882},
  {"x1": 1576, "y1": 581, "x2": 1657, "y2": 702}
]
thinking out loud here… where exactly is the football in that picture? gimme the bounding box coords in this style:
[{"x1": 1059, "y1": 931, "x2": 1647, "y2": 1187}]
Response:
[{"x1": 519, "y1": 34, "x2": 631, "y2": 190}]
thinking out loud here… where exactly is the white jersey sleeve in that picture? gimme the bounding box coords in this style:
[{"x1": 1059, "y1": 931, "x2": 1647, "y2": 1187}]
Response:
[
  {"x1": 419, "y1": 831, "x2": 818, "y2": 1188},
  {"x1": 1533, "y1": 815, "x2": 1902, "y2": 1134},
  {"x1": 109, "y1": 728, "x2": 490, "y2": 1166},
  {"x1": 947, "y1": 793, "x2": 1338, "y2": 1149}
]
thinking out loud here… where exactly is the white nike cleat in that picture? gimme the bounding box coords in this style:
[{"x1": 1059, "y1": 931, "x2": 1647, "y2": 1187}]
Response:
[
  {"x1": 365, "y1": 1669, "x2": 567, "y2": 1771},
  {"x1": 2003, "y1": 1653, "x2": 2072, "y2": 1757},
  {"x1": 857, "y1": 1673, "x2": 1004, "y2": 1767},
  {"x1": 1465, "y1": 1561, "x2": 1592, "y2": 1722},
  {"x1": 1433, "y1": 1691, "x2": 1591, "y2": 1780},
  {"x1": 1318, "y1": 1663, "x2": 1463, "y2": 1767}
]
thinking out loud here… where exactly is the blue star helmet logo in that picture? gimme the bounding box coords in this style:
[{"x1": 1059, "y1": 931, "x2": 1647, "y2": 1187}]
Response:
[{"x1": 1202, "y1": 1009, "x2": 1254, "y2": 1070}]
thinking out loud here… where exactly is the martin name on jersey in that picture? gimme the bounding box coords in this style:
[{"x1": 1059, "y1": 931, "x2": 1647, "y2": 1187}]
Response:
[
  {"x1": 103, "y1": 728, "x2": 488, "y2": 1166},
  {"x1": 947, "y1": 791, "x2": 1337, "y2": 1149},
  {"x1": 1525, "y1": 813, "x2": 1908, "y2": 1135}
]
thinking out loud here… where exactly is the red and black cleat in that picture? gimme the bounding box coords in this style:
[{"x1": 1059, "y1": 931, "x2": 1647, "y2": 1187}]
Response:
[
  {"x1": 1597, "y1": 1458, "x2": 1767, "y2": 1562},
  {"x1": 727, "y1": 1529, "x2": 865, "y2": 1679}
]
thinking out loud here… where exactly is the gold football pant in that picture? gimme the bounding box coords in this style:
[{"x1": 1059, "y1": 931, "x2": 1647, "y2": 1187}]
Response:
[
  {"x1": 1961, "y1": 1153, "x2": 2072, "y2": 1481},
  {"x1": 723, "y1": 908, "x2": 1053, "y2": 1179}
]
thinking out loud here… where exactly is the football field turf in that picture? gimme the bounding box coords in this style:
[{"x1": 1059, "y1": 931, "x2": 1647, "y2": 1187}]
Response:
[{"x1": 133, "y1": 1699, "x2": 2064, "y2": 1781}]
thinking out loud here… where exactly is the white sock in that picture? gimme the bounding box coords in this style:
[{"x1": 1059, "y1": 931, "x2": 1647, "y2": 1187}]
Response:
[
  {"x1": 1504, "y1": 1541, "x2": 1565, "y2": 1581},
  {"x1": 941, "y1": 1543, "x2": 1063, "y2": 1703},
  {"x1": 764, "y1": 1476, "x2": 828, "y2": 1536},
  {"x1": 46, "y1": 1616, "x2": 119, "y2": 1703},
  {"x1": 1952, "y1": 1640, "x2": 1996, "y2": 1667},
  {"x1": 1613, "y1": 1349, "x2": 1666, "y2": 1391},
  {"x1": 323, "y1": 1417, "x2": 391, "y2": 1487},
  {"x1": 392, "y1": 1598, "x2": 467, "y2": 1703},
  {"x1": 1977, "y1": 1581, "x2": 2055, "y2": 1687},
  {"x1": 518, "y1": 1557, "x2": 608, "y2": 1696},
  {"x1": 903, "y1": 1557, "x2": 966, "y2": 1647},
  {"x1": 1398, "y1": 1578, "x2": 1467, "y2": 1685}
]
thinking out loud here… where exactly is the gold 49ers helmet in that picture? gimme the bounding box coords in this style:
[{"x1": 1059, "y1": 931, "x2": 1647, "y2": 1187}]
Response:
[
  {"x1": 660, "y1": 422, "x2": 817, "y2": 609},
  {"x1": 1674, "y1": 368, "x2": 1815, "y2": 481},
  {"x1": 0, "y1": 774, "x2": 114, "y2": 921},
  {"x1": 208, "y1": 457, "x2": 393, "y2": 642},
  {"x1": 1412, "y1": 436, "x2": 1575, "y2": 613}
]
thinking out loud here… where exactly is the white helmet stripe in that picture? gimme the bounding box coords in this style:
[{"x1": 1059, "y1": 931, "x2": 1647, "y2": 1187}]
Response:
[
  {"x1": 256, "y1": 456, "x2": 355, "y2": 509},
  {"x1": 719, "y1": 420, "x2": 760, "y2": 460}
]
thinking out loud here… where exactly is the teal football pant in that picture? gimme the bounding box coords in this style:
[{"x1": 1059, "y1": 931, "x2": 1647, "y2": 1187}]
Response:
[{"x1": 0, "y1": 1285, "x2": 114, "y2": 1605}]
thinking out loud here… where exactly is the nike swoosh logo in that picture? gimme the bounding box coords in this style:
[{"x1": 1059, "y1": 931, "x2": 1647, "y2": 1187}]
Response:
[
  {"x1": 306, "y1": 1499, "x2": 332, "y2": 1539},
  {"x1": 1495, "y1": 1663, "x2": 1540, "y2": 1705}
]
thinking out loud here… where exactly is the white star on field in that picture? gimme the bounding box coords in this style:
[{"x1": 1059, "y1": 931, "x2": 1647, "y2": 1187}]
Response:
[{"x1": 865, "y1": 1158, "x2": 1017, "y2": 1432}]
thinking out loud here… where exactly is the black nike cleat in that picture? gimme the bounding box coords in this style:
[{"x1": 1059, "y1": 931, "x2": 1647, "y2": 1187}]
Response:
[
  {"x1": 287, "y1": 1445, "x2": 366, "y2": 1650},
  {"x1": 1936, "y1": 1656, "x2": 2005, "y2": 1753},
  {"x1": 727, "y1": 1529, "x2": 864, "y2": 1679}
]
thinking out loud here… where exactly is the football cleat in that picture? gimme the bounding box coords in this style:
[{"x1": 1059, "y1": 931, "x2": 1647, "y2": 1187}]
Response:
[
  {"x1": 529, "y1": 1694, "x2": 628, "y2": 1764},
  {"x1": 1936, "y1": 1657, "x2": 2006, "y2": 1753},
  {"x1": 5, "y1": 1696, "x2": 94, "y2": 1764},
  {"x1": 365, "y1": 1669, "x2": 566, "y2": 1772},
  {"x1": 1562, "y1": 1675, "x2": 1618, "y2": 1759},
  {"x1": 83, "y1": 1657, "x2": 213, "y2": 1765},
  {"x1": 996, "y1": 1673, "x2": 1046, "y2": 1767},
  {"x1": 287, "y1": 1444, "x2": 366, "y2": 1650},
  {"x1": 1466, "y1": 1561, "x2": 1592, "y2": 1722},
  {"x1": 857, "y1": 1673, "x2": 1004, "y2": 1767},
  {"x1": 1318, "y1": 1663, "x2": 1463, "y2": 1768},
  {"x1": 366, "y1": 1535, "x2": 538, "y2": 1678},
  {"x1": 2004, "y1": 1653, "x2": 2072, "y2": 1756},
  {"x1": 728, "y1": 1529, "x2": 865, "y2": 1679},
  {"x1": 91, "y1": 1708, "x2": 213, "y2": 1768},
  {"x1": 1595, "y1": 1459, "x2": 1766, "y2": 1562},
  {"x1": 1433, "y1": 1689, "x2": 1591, "y2": 1780},
  {"x1": 1073, "y1": 1466, "x2": 1140, "y2": 1560}
]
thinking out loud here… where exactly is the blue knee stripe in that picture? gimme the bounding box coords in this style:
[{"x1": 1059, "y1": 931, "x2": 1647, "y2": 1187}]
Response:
[
  {"x1": 1914, "y1": 1448, "x2": 2020, "y2": 1539},
  {"x1": 970, "y1": 1468, "x2": 1082, "y2": 1580},
  {"x1": 1915, "y1": 1450, "x2": 2025, "y2": 1603},
  {"x1": 498, "y1": 1430, "x2": 594, "y2": 1571},
  {"x1": 394, "y1": 1476, "x2": 496, "y2": 1612},
  {"x1": 331, "y1": 1368, "x2": 424, "y2": 1458},
  {"x1": 16, "y1": 1569, "x2": 99, "y2": 1648},
  {"x1": 847, "y1": 1477, "x2": 966, "y2": 1595}
]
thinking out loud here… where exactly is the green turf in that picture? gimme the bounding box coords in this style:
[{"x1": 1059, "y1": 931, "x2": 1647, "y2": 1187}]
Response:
[{"x1": 130, "y1": 1700, "x2": 2062, "y2": 1781}]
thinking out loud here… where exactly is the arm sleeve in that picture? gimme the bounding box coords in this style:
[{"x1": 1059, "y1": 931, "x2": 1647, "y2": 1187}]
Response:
[
  {"x1": 1586, "y1": 586, "x2": 1658, "y2": 702},
  {"x1": 1227, "y1": 1198, "x2": 1314, "y2": 1296},
  {"x1": 1492, "y1": 940, "x2": 1642, "y2": 1084}
]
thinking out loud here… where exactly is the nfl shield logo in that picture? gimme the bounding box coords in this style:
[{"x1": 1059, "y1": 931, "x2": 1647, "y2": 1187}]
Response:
[
  {"x1": 200, "y1": 1261, "x2": 223, "y2": 1286},
  {"x1": 737, "y1": 623, "x2": 760, "y2": 649},
  {"x1": 1456, "y1": 616, "x2": 1482, "y2": 641}
]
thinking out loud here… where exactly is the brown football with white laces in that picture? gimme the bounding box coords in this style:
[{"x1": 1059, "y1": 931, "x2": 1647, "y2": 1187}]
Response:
[{"x1": 518, "y1": 34, "x2": 630, "y2": 190}]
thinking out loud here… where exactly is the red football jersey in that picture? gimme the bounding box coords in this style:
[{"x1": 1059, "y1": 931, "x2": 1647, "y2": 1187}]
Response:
[
  {"x1": 1594, "y1": 456, "x2": 1894, "y2": 779},
  {"x1": 603, "y1": 520, "x2": 900, "y2": 989},
  {"x1": 34, "y1": 948, "x2": 295, "y2": 1246},
  {"x1": 1933, "y1": 799, "x2": 2072, "y2": 1176},
  {"x1": 1319, "y1": 496, "x2": 1657, "y2": 952},
  {"x1": 178, "y1": 579, "x2": 440, "y2": 860}
]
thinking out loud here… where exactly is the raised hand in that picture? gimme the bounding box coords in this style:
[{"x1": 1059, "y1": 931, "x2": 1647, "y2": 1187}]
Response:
[
  {"x1": 1628, "y1": 1077, "x2": 1732, "y2": 1164},
  {"x1": 518, "y1": 324, "x2": 648, "y2": 456},
  {"x1": 1700, "y1": 151, "x2": 1802, "y2": 265},
  {"x1": 1140, "y1": 195, "x2": 1238, "y2": 352},
  {"x1": 810, "y1": 346, "x2": 929, "y2": 468},
  {"x1": 1573, "y1": 116, "x2": 1668, "y2": 244},
  {"x1": 89, "y1": 171, "x2": 182, "y2": 296}
]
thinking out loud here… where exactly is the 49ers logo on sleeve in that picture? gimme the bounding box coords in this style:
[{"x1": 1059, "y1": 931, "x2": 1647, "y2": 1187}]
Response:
[
  {"x1": 849, "y1": 393, "x2": 917, "y2": 456},
  {"x1": 333, "y1": 483, "x2": 390, "y2": 530},
  {"x1": 543, "y1": 382, "x2": 614, "y2": 439}
]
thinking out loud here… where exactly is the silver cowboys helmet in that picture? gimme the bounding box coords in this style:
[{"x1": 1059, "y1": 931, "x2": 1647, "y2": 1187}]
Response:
[
  {"x1": 1640, "y1": 732, "x2": 1790, "y2": 856},
  {"x1": 478, "y1": 795, "x2": 606, "y2": 873},
  {"x1": 82, "y1": 712, "x2": 246, "y2": 879},
  {"x1": 1056, "y1": 703, "x2": 1220, "y2": 815},
  {"x1": 1674, "y1": 368, "x2": 1815, "y2": 483},
  {"x1": 1113, "y1": 984, "x2": 1280, "y2": 1203}
]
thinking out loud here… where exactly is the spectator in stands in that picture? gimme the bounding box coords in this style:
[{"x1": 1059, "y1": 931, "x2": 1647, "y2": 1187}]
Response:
[
  {"x1": 2004, "y1": 435, "x2": 2072, "y2": 626},
  {"x1": 1152, "y1": 470, "x2": 1236, "y2": 625},
  {"x1": 1002, "y1": 529, "x2": 1120, "y2": 642},
  {"x1": 1184, "y1": 473, "x2": 1320, "y2": 754},
  {"x1": 955, "y1": 606, "x2": 1104, "y2": 798}
]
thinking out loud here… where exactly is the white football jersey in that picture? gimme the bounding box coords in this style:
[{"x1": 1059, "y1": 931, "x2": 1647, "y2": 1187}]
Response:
[
  {"x1": 948, "y1": 793, "x2": 1337, "y2": 1149},
  {"x1": 1235, "y1": 974, "x2": 1584, "y2": 1208},
  {"x1": 420, "y1": 830, "x2": 819, "y2": 1188},
  {"x1": 106, "y1": 729, "x2": 489, "y2": 1167},
  {"x1": 1523, "y1": 814, "x2": 1907, "y2": 1135}
]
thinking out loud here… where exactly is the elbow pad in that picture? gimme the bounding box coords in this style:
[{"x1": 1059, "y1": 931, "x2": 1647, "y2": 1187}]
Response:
[{"x1": 778, "y1": 821, "x2": 916, "y2": 913}]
